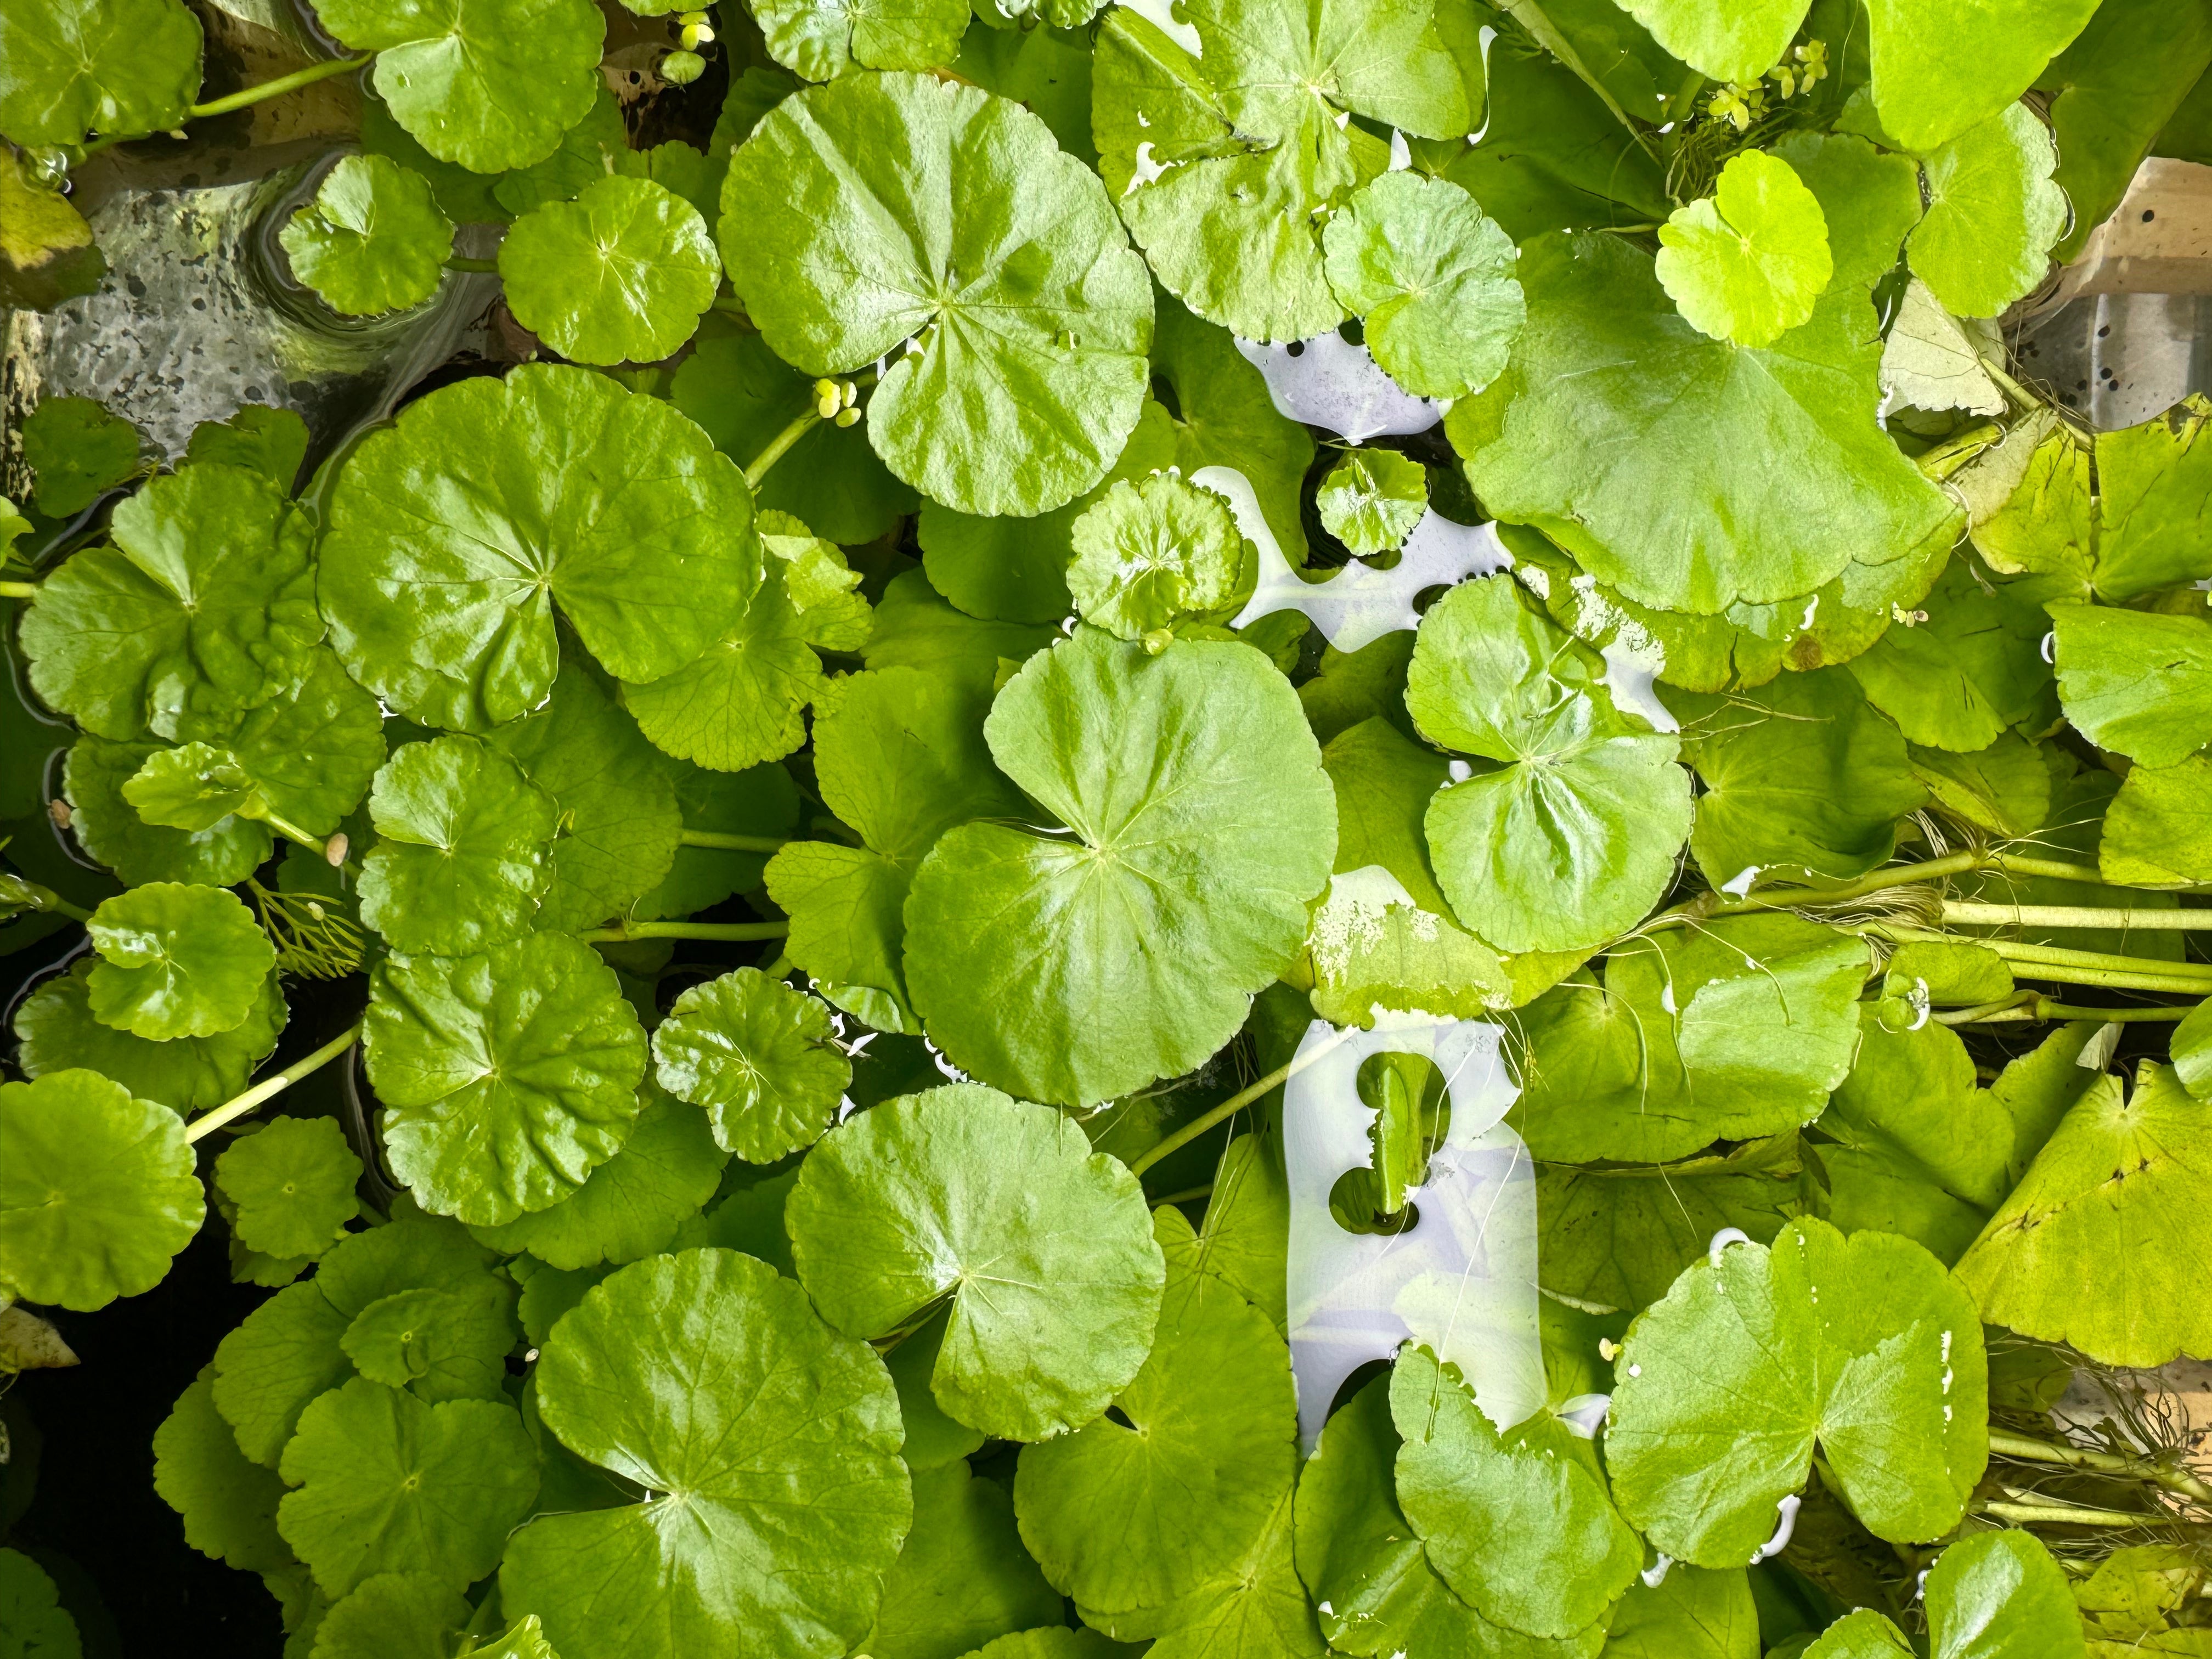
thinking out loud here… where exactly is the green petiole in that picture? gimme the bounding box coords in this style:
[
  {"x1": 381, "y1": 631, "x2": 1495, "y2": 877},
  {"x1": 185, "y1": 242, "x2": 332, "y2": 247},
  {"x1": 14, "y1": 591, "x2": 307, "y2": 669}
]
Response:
[
  {"x1": 186, "y1": 53, "x2": 373, "y2": 120},
  {"x1": 1989, "y1": 1428, "x2": 2212, "y2": 1503},
  {"x1": 580, "y1": 919, "x2": 790, "y2": 944},
  {"x1": 183, "y1": 1022, "x2": 364, "y2": 1143},
  {"x1": 677, "y1": 829, "x2": 789, "y2": 853},
  {"x1": 1940, "y1": 900, "x2": 2212, "y2": 931},
  {"x1": 0, "y1": 579, "x2": 36, "y2": 599},
  {"x1": 1128, "y1": 1026, "x2": 1354, "y2": 1177}
]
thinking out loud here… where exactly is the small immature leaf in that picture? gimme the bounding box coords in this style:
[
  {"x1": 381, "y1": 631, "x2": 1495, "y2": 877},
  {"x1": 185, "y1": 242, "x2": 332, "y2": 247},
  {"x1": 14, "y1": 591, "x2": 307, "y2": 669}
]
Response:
[
  {"x1": 14, "y1": 960, "x2": 285, "y2": 1113},
  {"x1": 502, "y1": 1249, "x2": 912, "y2": 1659},
  {"x1": 1066, "y1": 473, "x2": 1244, "y2": 639},
  {"x1": 1321, "y1": 172, "x2": 1524, "y2": 400},
  {"x1": 358, "y1": 736, "x2": 558, "y2": 956},
  {"x1": 619, "y1": 572, "x2": 821, "y2": 772},
  {"x1": 499, "y1": 176, "x2": 720, "y2": 366},
  {"x1": 276, "y1": 1378, "x2": 540, "y2": 1597},
  {"x1": 184, "y1": 405, "x2": 310, "y2": 490},
  {"x1": 724, "y1": 72, "x2": 1153, "y2": 517},
  {"x1": 363, "y1": 933, "x2": 649, "y2": 1227},
  {"x1": 1315, "y1": 449, "x2": 1427, "y2": 557},
  {"x1": 66, "y1": 733, "x2": 272, "y2": 887},
  {"x1": 338, "y1": 1285, "x2": 517, "y2": 1401},
  {"x1": 753, "y1": 0, "x2": 969, "y2": 80},
  {"x1": 316, "y1": 0, "x2": 605, "y2": 172},
  {"x1": 20, "y1": 395, "x2": 143, "y2": 517},
  {"x1": 0, "y1": 0, "x2": 201, "y2": 146},
  {"x1": 1408, "y1": 577, "x2": 1691, "y2": 955},
  {"x1": 280, "y1": 155, "x2": 455, "y2": 317},
  {"x1": 20, "y1": 461, "x2": 320, "y2": 741},
  {"x1": 213, "y1": 1117, "x2": 362, "y2": 1261},
  {"x1": 650, "y1": 968, "x2": 851, "y2": 1163},
  {"x1": 1877, "y1": 278, "x2": 2005, "y2": 415},
  {"x1": 1905, "y1": 103, "x2": 2067, "y2": 319},
  {"x1": 153, "y1": 1369, "x2": 292, "y2": 1575},
  {"x1": 789, "y1": 1085, "x2": 1164, "y2": 1441},
  {"x1": 1657, "y1": 151, "x2": 1833, "y2": 349},
  {"x1": 86, "y1": 882, "x2": 275, "y2": 1041},
  {"x1": 0, "y1": 1069, "x2": 205, "y2": 1311}
]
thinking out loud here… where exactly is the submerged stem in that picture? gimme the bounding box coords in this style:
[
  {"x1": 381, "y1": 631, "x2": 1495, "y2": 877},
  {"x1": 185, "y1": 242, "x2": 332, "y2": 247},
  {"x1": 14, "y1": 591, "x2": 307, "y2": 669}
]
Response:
[
  {"x1": 1976, "y1": 1499, "x2": 2159, "y2": 1529},
  {"x1": 676, "y1": 829, "x2": 789, "y2": 854},
  {"x1": 444, "y1": 256, "x2": 498, "y2": 274},
  {"x1": 579, "y1": 919, "x2": 789, "y2": 944},
  {"x1": 187, "y1": 53, "x2": 372, "y2": 119},
  {"x1": 184, "y1": 1023, "x2": 363, "y2": 1143}
]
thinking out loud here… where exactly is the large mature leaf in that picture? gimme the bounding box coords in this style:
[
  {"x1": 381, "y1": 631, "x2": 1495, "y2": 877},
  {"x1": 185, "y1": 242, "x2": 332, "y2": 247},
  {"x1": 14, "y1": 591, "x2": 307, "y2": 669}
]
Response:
[
  {"x1": 1604, "y1": 1565, "x2": 1759, "y2": 1658},
  {"x1": 281, "y1": 154, "x2": 455, "y2": 317},
  {"x1": 724, "y1": 72, "x2": 1152, "y2": 517},
  {"x1": 0, "y1": 0, "x2": 200, "y2": 146},
  {"x1": 1393, "y1": 1346, "x2": 1640, "y2": 1639},
  {"x1": 501, "y1": 1249, "x2": 912, "y2": 1659},
  {"x1": 1954, "y1": 1062, "x2": 2212, "y2": 1367},
  {"x1": 85, "y1": 882, "x2": 274, "y2": 1040},
  {"x1": 276, "y1": 1379, "x2": 539, "y2": 1596},
  {"x1": 2094, "y1": 394, "x2": 2212, "y2": 601},
  {"x1": 1657, "y1": 151, "x2": 1832, "y2": 349},
  {"x1": 2052, "y1": 605, "x2": 2212, "y2": 766},
  {"x1": 1606, "y1": 1218, "x2": 1988, "y2": 1566},
  {"x1": 651, "y1": 968, "x2": 850, "y2": 1161},
  {"x1": 0, "y1": 1069, "x2": 204, "y2": 1311},
  {"x1": 319, "y1": 365, "x2": 759, "y2": 731},
  {"x1": 1803, "y1": 1531, "x2": 2084, "y2": 1658},
  {"x1": 904, "y1": 630, "x2": 1335, "y2": 1105},
  {"x1": 307, "y1": 1573, "x2": 473, "y2": 1659},
  {"x1": 362, "y1": 934, "x2": 649, "y2": 1226},
  {"x1": 1865, "y1": 0, "x2": 2099, "y2": 153},
  {"x1": 358, "y1": 736, "x2": 558, "y2": 956},
  {"x1": 2102, "y1": 754, "x2": 2212, "y2": 888},
  {"x1": 1407, "y1": 576, "x2": 1690, "y2": 955},
  {"x1": 618, "y1": 569, "x2": 820, "y2": 773},
  {"x1": 1015, "y1": 1209, "x2": 1309, "y2": 1649},
  {"x1": 1092, "y1": 0, "x2": 1466, "y2": 343},
  {"x1": 21, "y1": 462, "x2": 320, "y2": 741},
  {"x1": 316, "y1": 0, "x2": 605, "y2": 172},
  {"x1": 209, "y1": 1280, "x2": 356, "y2": 1467},
  {"x1": 13, "y1": 961, "x2": 285, "y2": 1113},
  {"x1": 788, "y1": 1085, "x2": 1163, "y2": 1440},
  {"x1": 499, "y1": 176, "x2": 720, "y2": 365},
  {"x1": 1905, "y1": 104, "x2": 2067, "y2": 319},
  {"x1": 1452, "y1": 233, "x2": 1955, "y2": 615},
  {"x1": 1675, "y1": 668, "x2": 1925, "y2": 887}
]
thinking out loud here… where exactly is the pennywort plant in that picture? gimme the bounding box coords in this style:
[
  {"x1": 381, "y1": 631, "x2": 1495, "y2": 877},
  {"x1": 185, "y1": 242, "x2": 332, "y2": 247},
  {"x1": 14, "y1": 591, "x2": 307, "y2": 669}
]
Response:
[{"x1": 3, "y1": 0, "x2": 2211, "y2": 1653}]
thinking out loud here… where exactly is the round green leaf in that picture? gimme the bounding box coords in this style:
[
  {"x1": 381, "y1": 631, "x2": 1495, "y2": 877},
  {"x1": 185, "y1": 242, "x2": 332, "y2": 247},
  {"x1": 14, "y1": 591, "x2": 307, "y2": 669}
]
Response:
[
  {"x1": 788, "y1": 1084, "x2": 1164, "y2": 1440},
  {"x1": 1408, "y1": 577, "x2": 1691, "y2": 955},
  {"x1": 307, "y1": 1572, "x2": 472, "y2": 1659},
  {"x1": 469, "y1": 1084, "x2": 727, "y2": 1268},
  {"x1": 499, "y1": 175, "x2": 720, "y2": 365},
  {"x1": 866, "y1": 1462, "x2": 1062, "y2": 1659},
  {"x1": 754, "y1": 0, "x2": 968, "y2": 80},
  {"x1": 1615, "y1": 0, "x2": 1807, "y2": 83},
  {"x1": 1844, "y1": 560, "x2": 2051, "y2": 751},
  {"x1": 0, "y1": 0, "x2": 201, "y2": 146},
  {"x1": 1322, "y1": 172, "x2": 1524, "y2": 400},
  {"x1": 650, "y1": 968, "x2": 851, "y2": 1162},
  {"x1": 185, "y1": 405, "x2": 309, "y2": 489},
  {"x1": 1451, "y1": 233, "x2": 1956, "y2": 615},
  {"x1": 276, "y1": 1378, "x2": 539, "y2": 1597},
  {"x1": 280, "y1": 154, "x2": 455, "y2": 317},
  {"x1": 208, "y1": 1279, "x2": 356, "y2": 1467},
  {"x1": 318, "y1": 364, "x2": 760, "y2": 731},
  {"x1": 1922, "y1": 1531, "x2": 2082, "y2": 1659},
  {"x1": 1905, "y1": 103, "x2": 2067, "y2": 320},
  {"x1": 358, "y1": 735, "x2": 558, "y2": 956},
  {"x1": 2052, "y1": 606, "x2": 2212, "y2": 768},
  {"x1": 213, "y1": 1116, "x2": 362, "y2": 1261},
  {"x1": 501, "y1": 1249, "x2": 912, "y2": 1659},
  {"x1": 1066, "y1": 473, "x2": 1243, "y2": 640},
  {"x1": 1606, "y1": 1218, "x2": 1988, "y2": 1567},
  {"x1": 85, "y1": 882, "x2": 274, "y2": 1040},
  {"x1": 0, "y1": 1549, "x2": 80, "y2": 1659},
  {"x1": 723, "y1": 71, "x2": 1152, "y2": 517},
  {"x1": 14, "y1": 960, "x2": 285, "y2": 1113},
  {"x1": 0, "y1": 1069, "x2": 205, "y2": 1311},
  {"x1": 1315, "y1": 449, "x2": 1429, "y2": 558},
  {"x1": 904, "y1": 630, "x2": 1336, "y2": 1105},
  {"x1": 363, "y1": 933, "x2": 649, "y2": 1227},
  {"x1": 1954, "y1": 1062, "x2": 2212, "y2": 1368},
  {"x1": 617, "y1": 569, "x2": 822, "y2": 771},
  {"x1": 21, "y1": 396, "x2": 144, "y2": 519},
  {"x1": 338, "y1": 1283, "x2": 518, "y2": 1401},
  {"x1": 316, "y1": 0, "x2": 604, "y2": 172},
  {"x1": 153, "y1": 1368, "x2": 293, "y2": 1575},
  {"x1": 20, "y1": 461, "x2": 321, "y2": 741},
  {"x1": 64, "y1": 733, "x2": 272, "y2": 887},
  {"x1": 1657, "y1": 151, "x2": 1832, "y2": 349},
  {"x1": 1392, "y1": 1347, "x2": 1638, "y2": 1639},
  {"x1": 1865, "y1": 0, "x2": 2098, "y2": 154}
]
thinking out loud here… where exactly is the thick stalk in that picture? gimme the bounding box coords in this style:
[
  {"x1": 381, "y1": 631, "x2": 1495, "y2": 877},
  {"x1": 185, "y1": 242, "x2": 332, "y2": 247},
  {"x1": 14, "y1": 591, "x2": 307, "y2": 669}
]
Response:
[
  {"x1": 1874, "y1": 926, "x2": 2212, "y2": 992},
  {"x1": 744, "y1": 408, "x2": 821, "y2": 487},
  {"x1": 187, "y1": 54, "x2": 371, "y2": 119},
  {"x1": 1977, "y1": 1499, "x2": 2158, "y2": 1529},
  {"x1": 0, "y1": 872, "x2": 92, "y2": 922},
  {"x1": 580, "y1": 919, "x2": 789, "y2": 944},
  {"x1": 1990, "y1": 1429, "x2": 2212, "y2": 1504},
  {"x1": 1943, "y1": 998, "x2": 2196, "y2": 1026},
  {"x1": 0, "y1": 580, "x2": 36, "y2": 600},
  {"x1": 185, "y1": 1023, "x2": 362, "y2": 1143},
  {"x1": 1129, "y1": 1029, "x2": 1353, "y2": 1177},
  {"x1": 1683, "y1": 849, "x2": 2114, "y2": 927},
  {"x1": 1942, "y1": 901, "x2": 2212, "y2": 931},
  {"x1": 677, "y1": 829, "x2": 788, "y2": 854}
]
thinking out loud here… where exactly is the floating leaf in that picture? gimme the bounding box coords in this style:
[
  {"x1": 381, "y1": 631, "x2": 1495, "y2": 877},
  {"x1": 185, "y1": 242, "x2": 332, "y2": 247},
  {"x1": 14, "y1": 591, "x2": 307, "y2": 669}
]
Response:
[
  {"x1": 86, "y1": 882, "x2": 274, "y2": 1041},
  {"x1": 865, "y1": 1462, "x2": 1062, "y2": 1659},
  {"x1": 651, "y1": 968, "x2": 850, "y2": 1163},
  {"x1": 1657, "y1": 151, "x2": 1833, "y2": 349},
  {"x1": 500, "y1": 176, "x2": 720, "y2": 365},
  {"x1": 213, "y1": 1117, "x2": 362, "y2": 1262},
  {"x1": 20, "y1": 395, "x2": 143, "y2": 517},
  {"x1": 0, "y1": 0, "x2": 201, "y2": 146},
  {"x1": 501, "y1": 1249, "x2": 912, "y2": 1659},
  {"x1": 0, "y1": 1549, "x2": 81, "y2": 1659},
  {"x1": 306, "y1": 1573, "x2": 472, "y2": 1659},
  {"x1": 788, "y1": 1085, "x2": 1163, "y2": 1440},
  {"x1": 1316, "y1": 449, "x2": 1428, "y2": 557},
  {"x1": 184, "y1": 405, "x2": 310, "y2": 489},
  {"x1": 2052, "y1": 606, "x2": 2212, "y2": 767},
  {"x1": 1066, "y1": 473, "x2": 1244, "y2": 639},
  {"x1": 1865, "y1": 0, "x2": 2098, "y2": 153},
  {"x1": 281, "y1": 155, "x2": 455, "y2": 317},
  {"x1": 1905, "y1": 104, "x2": 2067, "y2": 319},
  {"x1": 1615, "y1": 0, "x2": 1807, "y2": 84},
  {"x1": 65, "y1": 733, "x2": 271, "y2": 888},
  {"x1": 358, "y1": 736, "x2": 558, "y2": 956},
  {"x1": 753, "y1": 0, "x2": 968, "y2": 80},
  {"x1": 14, "y1": 960, "x2": 285, "y2": 1113}
]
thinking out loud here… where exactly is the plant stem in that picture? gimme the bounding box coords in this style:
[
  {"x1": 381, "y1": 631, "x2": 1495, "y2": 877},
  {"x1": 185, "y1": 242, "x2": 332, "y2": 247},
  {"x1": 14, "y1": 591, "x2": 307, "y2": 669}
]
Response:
[
  {"x1": 1989, "y1": 1429, "x2": 2212, "y2": 1503},
  {"x1": 677, "y1": 829, "x2": 788, "y2": 854},
  {"x1": 261, "y1": 810, "x2": 330, "y2": 857},
  {"x1": 1943, "y1": 997, "x2": 2197, "y2": 1026},
  {"x1": 1942, "y1": 901, "x2": 2212, "y2": 932},
  {"x1": 444, "y1": 257, "x2": 498, "y2": 274},
  {"x1": 1681, "y1": 849, "x2": 2118, "y2": 928},
  {"x1": 0, "y1": 580, "x2": 36, "y2": 599},
  {"x1": 579, "y1": 919, "x2": 789, "y2": 944},
  {"x1": 184, "y1": 1023, "x2": 362, "y2": 1143},
  {"x1": 1152, "y1": 1182, "x2": 1215, "y2": 1205},
  {"x1": 1128, "y1": 1028, "x2": 1353, "y2": 1177},
  {"x1": 187, "y1": 53, "x2": 372, "y2": 119},
  {"x1": 1976, "y1": 1499, "x2": 2157, "y2": 1529},
  {"x1": 1873, "y1": 926, "x2": 2212, "y2": 992},
  {"x1": 0, "y1": 872, "x2": 92, "y2": 922},
  {"x1": 744, "y1": 408, "x2": 820, "y2": 488}
]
